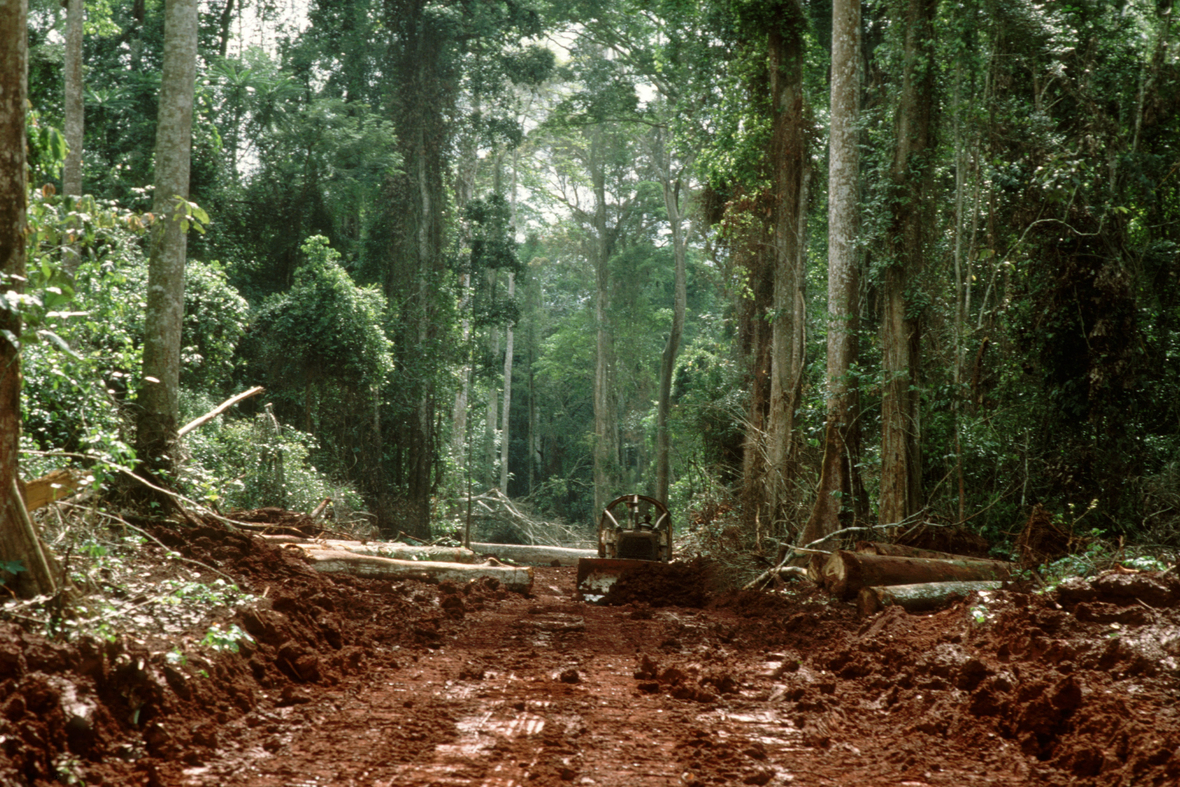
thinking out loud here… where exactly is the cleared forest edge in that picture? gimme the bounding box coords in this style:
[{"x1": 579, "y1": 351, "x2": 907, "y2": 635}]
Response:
[{"x1": 1, "y1": 522, "x2": 1179, "y2": 786}]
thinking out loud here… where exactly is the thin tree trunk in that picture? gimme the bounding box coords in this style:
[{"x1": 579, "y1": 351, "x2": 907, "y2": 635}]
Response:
[
  {"x1": 217, "y1": 0, "x2": 236, "y2": 58},
  {"x1": 62, "y1": 0, "x2": 83, "y2": 199},
  {"x1": 499, "y1": 272, "x2": 515, "y2": 492},
  {"x1": 486, "y1": 277, "x2": 500, "y2": 486},
  {"x1": 61, "y1": 0, "x2": 84, "y2": 276},
  {"x1": 138, "y1": 0, "x2": 198, "y2": 474},
  {"x1": 879, "y1": 0, "x2": 935, "y2": 528},
  {"x1": 800, "y1": 0, "x2": 862, "y2": 548},
  {"x1": 655, "y1": 171, "x2": 687, "y2": 505},
  {"x1": 452, "y1": 272, "x2": 472, "y2": 465}
]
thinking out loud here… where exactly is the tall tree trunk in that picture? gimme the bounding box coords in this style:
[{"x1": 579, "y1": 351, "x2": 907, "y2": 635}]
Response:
[
  {"x1": 0, "y1": 0, "x2": 57, "y2": 598},
  {"x1": 739, "y1": 220, "x2": 774, "y2": 532},
  {"x1": 137, "y1": 0, "x2": 198, "y2": 475},
  {"x1": 765, "y1": 7, "x2": 808, "y2": 539},
  {"x1": 500, "y1": 271, "x2": 515, "y2": 492},
  {"x1": 655, "y1": 160, "x2": 687, "y2": 506},
  {"x1": 879, "y1": 0, "x2": 935, "y2": 528},
  {"x1": 62, "y1": 0, "x2": 83, "y2": 199},
  {"x1": 382, "y1": 0, "x2": 449, "y2": 538},
  {"x1": 452, "y1": 272, "x2": 472, "y2": 467},
  {"x1": 61, "y1": 0, "x2": 84, "y2": 275},
  {"x1": 800, "y1": 0, "x2": 862, "y2": 547},
  {"x1": 485, "y1": 275, "x2": 500, "y2": 486},
  {"x1": 217, "y1": 0, "x2": 236, "y2": 58},
  {"x1": 591, "y1": 130, "x2": 619, "y2": 516}
]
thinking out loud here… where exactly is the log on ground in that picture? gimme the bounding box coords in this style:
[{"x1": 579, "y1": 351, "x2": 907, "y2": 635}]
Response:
[
  {"x1": 855, "y1": 541, "x2": 990, "y2": 561},
  {"x1": 261, "y1": 536, "x2": 479, "y2": 564},
  {"x1": 469, "y1": 542, "x2": 596, "y2": 566},
  {"x1": 858, "y1": 580, "x2": 1005, "y2": 616},
  {"x1": 824, "y1": 550, "x2": 1012, "y2": 600},
  {"x1": 301, "y1": 548, "x2": 533, "y2": 594}
]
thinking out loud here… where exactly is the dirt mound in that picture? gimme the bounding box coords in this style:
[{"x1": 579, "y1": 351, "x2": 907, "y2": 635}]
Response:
[
  {"x1": 1014, "y1": 502, "x2": 1075, "y2": 565},
  {"x1": 600, "y1": 558, "x2": 713, "y2": 607},
  {"x1": 770, "y1": 575, "x2": 1180, "y2": 786},
  {"x1": 0, "y1": 519, "x2": 495, "y2": 786}
]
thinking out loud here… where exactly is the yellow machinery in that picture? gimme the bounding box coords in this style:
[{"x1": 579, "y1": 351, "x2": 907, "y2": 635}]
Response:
[{"x1": 575, "y1": 494, "x2": 672, "y2": 601}]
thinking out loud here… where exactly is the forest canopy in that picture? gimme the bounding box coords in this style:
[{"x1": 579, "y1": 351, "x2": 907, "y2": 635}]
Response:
[{"x1": 10, "y1": 0, "x2": 1180, "y2": 554}]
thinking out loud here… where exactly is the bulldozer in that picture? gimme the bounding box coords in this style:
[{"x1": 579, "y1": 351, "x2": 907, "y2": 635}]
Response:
[{"x1": 575, "y1": 494, "x2": 672, "y2": 602}]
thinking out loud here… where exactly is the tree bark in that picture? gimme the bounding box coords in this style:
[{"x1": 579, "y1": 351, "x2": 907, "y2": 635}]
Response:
[
  {"x1": 138, "y1": 0, "x2": 198, "y2": 474},
  {"x1": 765, "y1": 7, "x2": 808, "y2": 538},
  {"x1": 879, "y1": 0, "x2": 936, "y2": 528},
  {"x1": 500, "y1": 271, "x2": 516, "y2": 491},
  {"x1": 591, "y1": 127, "x2": 620, "y2": 517},
  {"x1": 62, "y1": 0, "x2": 83, "y2": 199},
  {"x1": 799, "y1": 0, "x2": 862, "y2": 550},
  {"x1": 855, "y1": 540, "x2": 982, "y2": 560},
  {"x1": 0, "y1": 0, "x2": 57, "y2": 598},
  {"x1": 217, "y1": 0, "x2": 236, "y2": 58},
  {"x1": 822, "y1": 550, "x2": 1012, "y2": 600},
  {"x1": 858, "y1": 580, "x2": 1003, "y2": 616},
  {"x1": 655, "y1": 158, "x2": 687, "y2": 506}
]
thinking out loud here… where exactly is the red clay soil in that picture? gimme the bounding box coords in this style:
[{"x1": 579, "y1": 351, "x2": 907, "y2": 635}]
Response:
[{"x1": 3, "y1": 523, "x2": 1180, "y2": 786}]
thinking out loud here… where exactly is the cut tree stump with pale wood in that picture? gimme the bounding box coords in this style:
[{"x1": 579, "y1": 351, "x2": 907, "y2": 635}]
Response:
[
  {"x1": 20, "y1": 469, "x2": 86, "y2": 512},
  {"x1": 823, "y1": 550, "x2": 1012, "y2": 600},
  {"x1": 857, "y1": 580, "x2": 1005, "y2": 616}
]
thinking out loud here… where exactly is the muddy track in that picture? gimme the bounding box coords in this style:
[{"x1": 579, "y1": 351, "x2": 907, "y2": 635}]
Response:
[{"x1": 4, "y1": 526, "x2": 1180, "y2": 786}]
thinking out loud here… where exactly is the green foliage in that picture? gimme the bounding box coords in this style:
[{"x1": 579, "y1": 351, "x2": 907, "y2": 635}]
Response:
[
  {"x1": 181, "y1": 402, "x2": 365, "y2": 514},
  {"x1": 201, "y1": 623, "x2": 254, "y2": 653},
  {"x1": 253, "y1": 236, "x2": 392, "y2": 392},
  {"x1": 179, "y1": 259, "x2": 249, "y2": 389},
  {"x1": 21, "y1": 189, "x2": 249, "y2": 474}
]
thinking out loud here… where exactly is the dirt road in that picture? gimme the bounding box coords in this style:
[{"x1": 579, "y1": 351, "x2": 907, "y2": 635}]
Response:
[{"x1": 4, "y1": 526, "x2": 1180, "y2": 786}]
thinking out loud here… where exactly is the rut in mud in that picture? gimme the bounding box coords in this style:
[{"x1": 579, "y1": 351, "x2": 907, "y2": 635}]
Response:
[{"x1": 3, "y1": 524, "x2": 1180, "y2": 786}]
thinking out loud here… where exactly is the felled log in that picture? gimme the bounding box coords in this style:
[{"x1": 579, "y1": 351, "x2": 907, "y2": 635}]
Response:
[
  {"x1": 823, "y1": 550, "x2": 1012, "y2": 600},
  {"x1": 20, "y1": 469, "x2": 86, "y2": 511},
  {"x1": 301, "y1": 549, "x2": 533, "y2": 593},
  {"x1": 178, "y1": 385, "x2": 264, "y2": 437},
  {"x1": 468, "y1": 542, "x2": 596, "y2": 566},
  {"x1": 309, "y1": 497, "x2": 331, "y2": 522},
  {"x1": 265, "y1": 537, "x2": 480, "y2": 564},
  {"x1": 858, "y1": 580, "x2": 1004, "y2": 616},
  {"x1": 855, "y1": 541, "x2": 983, "y2": 560}
]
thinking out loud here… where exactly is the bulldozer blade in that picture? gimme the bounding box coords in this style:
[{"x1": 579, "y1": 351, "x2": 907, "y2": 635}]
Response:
[{"x1": 575, "y1": 558, "x2": 653, "y2": 603}]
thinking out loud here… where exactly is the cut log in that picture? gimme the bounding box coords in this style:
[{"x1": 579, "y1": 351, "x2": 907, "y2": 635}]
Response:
[
  {"x1": 856, "y1": 541, "x2": 989, "y2": 561},
  {"x1": 265, "y1": 537, "x2": 480, "y2": 564},
  {"x1": 302, "y1": 549, "x2": 533, "y2": 593},
  {"x1": 469, "y1": 542, "x2": 596, "y2": 566},
  {"x1": 20, "y1": 469, "x2": 86, "y2": 511},
  {"x1": 858, "y1": 580, "x2": 1004, "y2": 616},
  {"x1": 309, "y1": 497, "x2": 331, "y2": 522},
  {"x1": 823, "y1": 550, "x2": 1012, "y2": 600}
]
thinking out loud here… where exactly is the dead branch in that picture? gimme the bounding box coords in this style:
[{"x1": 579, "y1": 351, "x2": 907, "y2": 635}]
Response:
[{"x1": 178, "y1": 386, "x2": 264, "y2": 437}]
